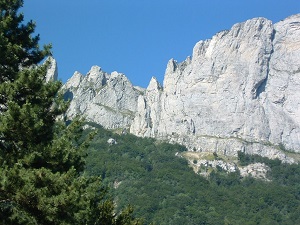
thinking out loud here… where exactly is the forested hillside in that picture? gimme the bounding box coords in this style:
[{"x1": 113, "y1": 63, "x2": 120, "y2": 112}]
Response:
[
  {"x1": 1, "y1": 1, "x2": 300, "y2": 224},
  {"x1": 84, "y1": 124, "x2": 300, "y2": 225}
]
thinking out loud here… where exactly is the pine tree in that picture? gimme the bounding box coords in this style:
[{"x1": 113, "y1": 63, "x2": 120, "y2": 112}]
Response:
[{"x1": 0, "y1": 1, "x2": 141, "y2": 224}]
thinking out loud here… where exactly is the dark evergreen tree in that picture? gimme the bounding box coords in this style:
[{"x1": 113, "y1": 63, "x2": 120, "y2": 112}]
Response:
[{"x1": 0, "y1": 1, "x2": 141, "y2": 224}]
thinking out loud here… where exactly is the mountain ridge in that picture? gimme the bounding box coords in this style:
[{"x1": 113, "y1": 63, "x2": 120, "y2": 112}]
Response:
[{"x1": 57, "y1": 14, "x2": 300, "y2": 163}]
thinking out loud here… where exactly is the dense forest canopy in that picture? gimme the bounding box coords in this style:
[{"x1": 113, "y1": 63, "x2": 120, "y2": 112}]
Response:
[{"x1": 84, "y1": 124, "x2": 300, "y2": 225}]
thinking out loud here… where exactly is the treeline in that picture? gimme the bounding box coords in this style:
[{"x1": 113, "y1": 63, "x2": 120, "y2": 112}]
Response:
[{"x1": 84, "y1": 124, "x2": 300, "y2": 224}]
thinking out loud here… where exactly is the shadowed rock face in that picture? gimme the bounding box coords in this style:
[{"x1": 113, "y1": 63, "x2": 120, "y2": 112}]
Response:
[{"x1": 62, "y1": 15, "x2": 300, "y2": 163}]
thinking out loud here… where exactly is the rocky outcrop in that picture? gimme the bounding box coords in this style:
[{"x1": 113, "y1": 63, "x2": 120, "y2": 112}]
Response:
[
  {"x1": 62, "y1": 15, "x2": 300, "y2": 163},
  {"x1": 130, "y1": 76, "x2": 163, "y2": 137},
  {"x1": 45, "y1": 56, "x2": 58, "y2": 82},
  {"x1": 192, "y1": 159, "x2": 270, "y2": 180},
  {"x1": 107, "y1": 138, "x2": 118, "y2": 145},
  {"x1": 130, "y1": 15, "x2": 300, "y2": 163},
  {"x1": 62, "y1": 66, "x2": 143, "y2": 129},
  {"x1": 182, "y1": 152, "x2": 270, "y2": 179},
  {"x1": 239, "y1": 163, "x2": 270, "y2": 180}
]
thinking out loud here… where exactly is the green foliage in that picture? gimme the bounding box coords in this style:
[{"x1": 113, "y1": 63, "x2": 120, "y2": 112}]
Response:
[
  {"x1": 0, "y1": 65, "x2": 65, "y2": 167},
  {"x1": 0, "y1": 0, "x2": 50, "y2": 84},
  {"x1": 85, "y1": 126, "x2": 300, "y2": 224},
  {"x1": 238, "y1": 151, "x2": 300, "y2": 186},
  {"x1": 0, "y1": 1, "x2": 141, "y2": 224},
  {"x1": 1, "y1": 1, "x2": 299, "y2": 224}
]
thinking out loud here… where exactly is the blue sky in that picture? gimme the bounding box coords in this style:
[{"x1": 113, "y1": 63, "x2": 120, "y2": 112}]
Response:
[{"x1": 23, "y1": 0, "x2": 300, "y2": 87}]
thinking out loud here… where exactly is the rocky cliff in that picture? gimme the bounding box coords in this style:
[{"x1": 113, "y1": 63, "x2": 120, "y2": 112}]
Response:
[
  {"x1": 62, "y1": 66, "x2": 143, "y2": 129},
  {"x1": 62, "y1": 14, "x2": 300, "y2": 163}
]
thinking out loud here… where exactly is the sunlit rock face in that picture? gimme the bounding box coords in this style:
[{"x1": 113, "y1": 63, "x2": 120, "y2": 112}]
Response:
[
  {"x1": 62, "y1": 66, "x2": 143, "y2": 129},
  {"x1": 62, "y1": 15, "x2": 300, "y2": 163},
  {"x1": 131, "y1": 15, "x2": 300, "y2": 163},
  {"x1": 45, "y1": 56, "x2": 58, "y2": 82}
]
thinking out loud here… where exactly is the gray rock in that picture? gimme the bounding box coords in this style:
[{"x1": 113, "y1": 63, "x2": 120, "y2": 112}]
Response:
[
  {"x1": 62, "y1": 66, "x2": 141, "y2": 129},
  {"x1": 264, "y1": 15, "x2": 300, "y2": 151},
  {"x1": 131, "y1": 15, "x2": 300, "y2": 163},
  {"x1": 239, "y1": 163, "x2": 270, "y2": 180},
  {"x1": 130, "y1": 76, "x2": 163, "y2": 137},
  {"x1": 45, "y1": 56, "x2": 58, "y2": 82},
  {"x1": 194, "y1": 159, "x2": 237, "y2": 173},
  {"x1": 62, "y1": 14, "x2": 300, "y2": 163},
  {"x1": 107, "y1": 138, "x2": 117, "y2": 145}
]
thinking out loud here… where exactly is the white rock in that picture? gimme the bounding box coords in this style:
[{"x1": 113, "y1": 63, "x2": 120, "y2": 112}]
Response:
[
  {"x1": 107, "y1": 138, "x2": 117, "y2": 145},
  {"x1": 45, "y1": 56, "x2": 58, "y2": 82},
  {"x1": 239, "y1": 163, "x2": 270, "y2": 180},
  {"x1": 62, "y1": 66, "x2": 141, "y2": 129},
  {"x1": 131, "y1": 15, "x2": 300, "y2": 163},
  {"x1": 61, "y1": 15, "x2": 300, "y2": 163}
]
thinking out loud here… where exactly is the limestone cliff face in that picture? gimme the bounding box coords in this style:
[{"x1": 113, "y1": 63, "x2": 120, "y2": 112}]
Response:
[
  {"x1": 131, "y1": 15, "x2": 300, "y2": 163},
  {"x1": 62, "y1": 66, "x2": 142, "y2": 129},
  {"x1": 63, "y1": 15, "x2": 300, "y2": 162},
  {"x1": 45, "y1": 56, "x2": 58, "y2": 82}
]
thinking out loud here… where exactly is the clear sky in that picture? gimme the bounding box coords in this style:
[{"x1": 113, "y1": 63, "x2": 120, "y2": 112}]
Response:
[{"x1": 23, "y1": 0, "x2": 300, "y2": 88}]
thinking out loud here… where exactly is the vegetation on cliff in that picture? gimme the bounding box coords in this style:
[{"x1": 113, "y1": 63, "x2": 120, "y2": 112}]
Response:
[{"x1": 85, "y1": 124, "x2": 300, "y2": 224}]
